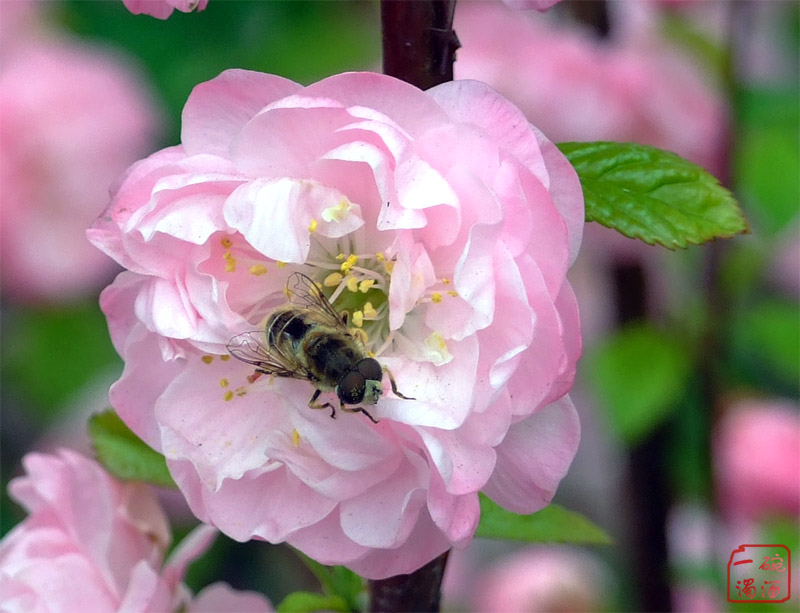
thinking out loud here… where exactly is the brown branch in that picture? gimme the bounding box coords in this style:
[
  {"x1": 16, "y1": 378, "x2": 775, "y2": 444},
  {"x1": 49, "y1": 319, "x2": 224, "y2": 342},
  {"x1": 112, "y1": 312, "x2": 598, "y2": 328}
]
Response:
[
  {"x1": 368, "y1": 3, "x2": 458, "y2": 610},
  {"x1": 367, "y1": 551, "x2": 450, "y2": 612},
  {"x1": 381, "y1": 0, "x2": 459, "y2": 90}
]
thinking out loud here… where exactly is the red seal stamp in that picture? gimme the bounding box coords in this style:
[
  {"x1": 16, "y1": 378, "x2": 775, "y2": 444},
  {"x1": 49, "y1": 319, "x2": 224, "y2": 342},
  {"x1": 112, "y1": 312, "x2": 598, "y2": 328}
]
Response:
[{"x1": 727, "y1": 544, "x2": 791, "y2": 603}]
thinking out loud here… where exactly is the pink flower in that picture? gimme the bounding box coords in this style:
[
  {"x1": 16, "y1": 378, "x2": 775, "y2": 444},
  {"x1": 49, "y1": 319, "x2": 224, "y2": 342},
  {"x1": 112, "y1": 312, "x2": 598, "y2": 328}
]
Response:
[
  {"x1": 714, "y1": 399, "x2": 800, "y2": 520},
  {"x1": 122, "y1": 0, "x2": 208, "y2": 20},
  {"x1": 503, "y1": 0, "x2": 562, "y2": 11},
  {"x1": 88, "y1": 70, "x2": 583, "y2": 579},
  {"x1": 470, "y1": 547, "x2": 611, "y2": 612},
  {"x1": 0, "y1": 450, "x2": 272, "y2": 612},
  {"x1": 0, "y1": 0, "x2": 41, "y2": 62},
  {"x1": 454, "y1": 1, "x2": 727, "y2": 176},
  {"x1": 0, "y1": 39, "x2": 161, "y2": 303}
]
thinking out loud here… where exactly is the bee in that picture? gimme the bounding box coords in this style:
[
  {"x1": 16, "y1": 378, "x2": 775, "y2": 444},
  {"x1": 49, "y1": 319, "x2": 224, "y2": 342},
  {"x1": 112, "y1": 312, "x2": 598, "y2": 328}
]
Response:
[{"x1": 226, "y1": 272, "x2": 412, "y2": 423}]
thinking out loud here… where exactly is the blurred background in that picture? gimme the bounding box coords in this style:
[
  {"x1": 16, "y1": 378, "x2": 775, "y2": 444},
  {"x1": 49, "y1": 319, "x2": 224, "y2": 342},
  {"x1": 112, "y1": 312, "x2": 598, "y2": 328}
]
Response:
[{"x1": 0, "y1": 1, "x2": 797, "y2": 611}]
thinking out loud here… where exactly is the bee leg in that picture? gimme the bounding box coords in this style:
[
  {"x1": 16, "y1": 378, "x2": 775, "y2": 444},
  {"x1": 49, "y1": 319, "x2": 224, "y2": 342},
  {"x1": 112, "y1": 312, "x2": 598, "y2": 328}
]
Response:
[
  {"x1": 341, "y1": 405, "x2": 379, "y2": 424},
  {"x1": 384, "y1": 367, "x2": 415, "y2": 400},
  {"x1": 308, "y1": 389, "x2": 337, "y2": 419}
]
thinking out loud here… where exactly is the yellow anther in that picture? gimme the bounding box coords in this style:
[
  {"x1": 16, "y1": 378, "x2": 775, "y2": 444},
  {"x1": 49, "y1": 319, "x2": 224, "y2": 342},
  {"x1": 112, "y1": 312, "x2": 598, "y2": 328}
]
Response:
[
  {"x1": 354, "y1": 329, "x2": 369, "y2": 345},
  {"x1": 383, "y1": 260, "x2": 395, "y2": 274},
  {"x1": 335, "y1": 253, "x2": 346, "y2": 261},
  {"x1": 352, "y1": 310, "x2": 364, "y2": 327},
  {"x1": 324, "y1": 272, "x2": 343, "y2": 287},
  {"x1": 424, "y1": 331, "x2": 452, "y2": 365},
  {"x1": 220, "y1": 354, "x2": 230, "y2": 361},
  {"x1": 201, "y1": 355, "x2": 214, "y2": 365},
  {"x1": 427, "y1": 331, "x2": 448, "y2": 351},
  {"x1": 283, "y1": 287, "x2": 292, "y2": 299},
  {"x1": 224, "y1": 390, "x2": 234, "y2": 402},
  {"x1": 375, "y1": 251, "x2": 386, "y2": 262},
  {"x1": 431, "y1": 292, "x2": 443, "y2": 303},
  {"x1": 441, "y1": 277, "x2": 451, "y2": 285},
  {"x1": 220, "y1": 237, "x2": 233, "y2": 248},
  {"x1": 358, "y1": 279, "x2": 375, "y2": 293},
  {"x1": 447, "y1": 290, "x2": 459, "y2": 297},
  {"x1": 249, "y1": 264, "x2": 267, "y2": 276},
  {"x1": 220, "y1": 378, "x2": 229, "y2": 388},
  {"x1": 363, "y1": 302, "x2": 377, "y2": 318},
  {"x1": 291, "y1": 429, "x2": 301, "y2": 447},
  {"x1": 345, "y1": 276, "x2": 359, "y2": 292},
  {"x1": 322, "y1": 198, "x2": 352, "y2": 222},
  {"x1": 223, "y1": 250, "x2": 237, "y2": 273},
  {"x1": 307, "y1": 219, "x2": 318, "y2": 233},
  {"x1": 366, "y1": 349, "x2": 376, "y2": 358},
  {"x1": 340, "y1": 254, "x2": 358, "y2": 273},
  {"x1": 276, "y1": 261, "x2": 287, "y2": 268}
]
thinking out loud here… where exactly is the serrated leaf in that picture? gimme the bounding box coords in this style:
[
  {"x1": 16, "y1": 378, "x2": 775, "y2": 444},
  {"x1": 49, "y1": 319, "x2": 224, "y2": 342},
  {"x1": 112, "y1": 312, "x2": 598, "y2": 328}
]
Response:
[
  {"x1": 276, "y1": 591, "x2": 350, "y2": 613},
  {"x1": 476, "y1": 495, "x2": 613, "y2": 545},
  {"x1": 584, "y1": 323, "x2": 693, "y2": 444},
  {"x1": 89, "y1": 410, "x2": 176, "y2": 488},
  {"x1": 558, "y1": 141, "x2": 748, "y2": 248}
]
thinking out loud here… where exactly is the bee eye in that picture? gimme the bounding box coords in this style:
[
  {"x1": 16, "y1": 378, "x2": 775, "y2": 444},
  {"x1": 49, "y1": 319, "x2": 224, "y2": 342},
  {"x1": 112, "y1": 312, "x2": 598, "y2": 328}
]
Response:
[
  {"x1": 357, "y1": 358, "x2": 383, "y2": 382},
  {"x1": 338, "y1": 371, "x2": 366, "y2": 404}
]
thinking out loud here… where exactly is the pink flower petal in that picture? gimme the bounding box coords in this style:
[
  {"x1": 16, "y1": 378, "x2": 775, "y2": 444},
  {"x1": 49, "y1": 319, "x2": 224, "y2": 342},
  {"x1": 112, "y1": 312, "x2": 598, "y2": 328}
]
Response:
[
  {"x1": 483, "y1": 395, "x2": 581, "y2": 513},
  {"x1": 188, "y1": 582, "x2": 273, "y2": 612},
  {"x1": 182, "y1": 70, "x2": 300, "y2": 157}
]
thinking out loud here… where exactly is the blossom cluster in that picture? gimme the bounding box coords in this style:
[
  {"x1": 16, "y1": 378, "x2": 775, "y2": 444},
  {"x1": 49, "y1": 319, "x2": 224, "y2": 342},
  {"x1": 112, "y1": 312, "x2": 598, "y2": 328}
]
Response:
[
  {"x1": 454, "y1": 0, "x2": 726, "y2": 177},
  {"x1": 0, "y1": 2, "x2": 161, "y2": 303}
]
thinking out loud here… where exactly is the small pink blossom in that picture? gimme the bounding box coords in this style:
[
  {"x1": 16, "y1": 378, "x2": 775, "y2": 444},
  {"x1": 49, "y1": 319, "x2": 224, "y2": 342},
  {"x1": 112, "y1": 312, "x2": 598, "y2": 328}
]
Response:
[
  {"x1": 0, "y1": 39, "x2": 161, "y2": 303},
  {"x1": 471, "y1": 547, "x2": 611, "y2": 612},
  {"x1": 0, "y1": 0, "x2": 41, "y2": 62},
  {"x1": 0, "y1": 449, "x2": 272, "y2": 612},
  {"x1": 503, "y1": 0, "x2": 562, "y2": 11},
  {"x1": 88, "y1": 70, "x2": 583, "y2": 578},
  {"x1": 714, "y1": 399, "x2": 800, "y2": 520},
  {"x1": 454, "y1": 1, "x2": 727, "y2": 176},
  {"x1": 122, "y1": 0, "x2": 208, "y2": 20}
]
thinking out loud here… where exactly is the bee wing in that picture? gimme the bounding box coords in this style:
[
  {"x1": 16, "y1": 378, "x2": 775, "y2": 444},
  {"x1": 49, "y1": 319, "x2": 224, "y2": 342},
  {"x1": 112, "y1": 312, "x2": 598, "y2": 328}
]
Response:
[
  {"x1": 226, "y1": 330, "x2": 313, "y2": 380},
  {"x1": 286, "y1": 272, "x2": 347, "y2": 330}
]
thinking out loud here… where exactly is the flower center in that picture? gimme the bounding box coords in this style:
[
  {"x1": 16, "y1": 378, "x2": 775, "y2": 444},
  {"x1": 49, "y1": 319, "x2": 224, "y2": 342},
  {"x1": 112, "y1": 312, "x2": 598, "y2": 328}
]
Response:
[{"x1": 304, "y1": 249, "x2": 395, "y2": 355}]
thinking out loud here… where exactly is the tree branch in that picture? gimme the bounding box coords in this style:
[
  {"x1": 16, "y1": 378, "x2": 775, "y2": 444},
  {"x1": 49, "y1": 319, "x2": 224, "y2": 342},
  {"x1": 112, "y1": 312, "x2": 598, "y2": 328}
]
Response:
[
  {"x1": 367, "y1": 551, "x2": 450, "y2": 612},
  {"x1": 381, "y1": 0, "x2": 459, "y2": 90}
]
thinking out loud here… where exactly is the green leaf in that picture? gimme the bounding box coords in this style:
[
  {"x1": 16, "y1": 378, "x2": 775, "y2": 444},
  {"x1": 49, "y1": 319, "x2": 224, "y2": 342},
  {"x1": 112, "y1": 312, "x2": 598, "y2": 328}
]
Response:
[
  {"x1": 731, "y1": 300, "x2": 800, "y2": 387},
  {"x1": 584, "y1": 323, "x2": 693, "y2": 445},
  {"x1": 0, "y1": 301, "x2": 121, "y2": 419},
  {"x1": 276, "y1": 591, "x2": 350, "y2": 613},
  {"x1": 558, "y1": 141, "x2": 748, "y2": 248},
  {"x1": 476, "y1": 495, "x2": 613, "y2": 545},
  {"x1": 735, "y1": 88, "x2": 800, "y2": 236},
  {"x1": 88, "y1": 411, "x2": 176, "y2": 488},
  {"x1": 294, "y1": 551, "x2": 365, "y2": 612}
]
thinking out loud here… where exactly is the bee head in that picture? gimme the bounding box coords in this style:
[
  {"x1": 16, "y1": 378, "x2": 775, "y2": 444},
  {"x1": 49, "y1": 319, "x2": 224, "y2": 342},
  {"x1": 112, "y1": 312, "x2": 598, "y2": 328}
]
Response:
[{"x1": 337, "y1": 358, "x2": 384, "y2": 406}]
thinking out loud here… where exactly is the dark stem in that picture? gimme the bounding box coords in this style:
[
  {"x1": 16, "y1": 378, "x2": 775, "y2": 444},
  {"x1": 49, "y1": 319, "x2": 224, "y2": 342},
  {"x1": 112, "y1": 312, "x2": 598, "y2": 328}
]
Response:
[
  {"x1": 611, "y1": 262, "x2": 674, "y2": 612},
  {"x1": 564, "y1": 0, "x2": 610, "y2": 39},
  {"x1": 370, "y1": 2, "x2": 456, "y2": 611},
  {"x1": 367, "y1": 551, "x2": 450, "y2": 613},
  {"x1": 381, "y1": 0, "x2": 459, "y2": 89}
]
